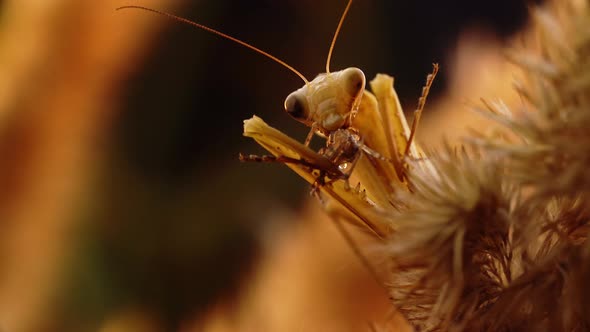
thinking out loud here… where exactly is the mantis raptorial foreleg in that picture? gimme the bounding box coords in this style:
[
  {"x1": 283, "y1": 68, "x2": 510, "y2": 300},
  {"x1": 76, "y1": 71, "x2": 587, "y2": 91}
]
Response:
[{"x1": 404, "y1": 63, "x2": 439, "y2": 158}]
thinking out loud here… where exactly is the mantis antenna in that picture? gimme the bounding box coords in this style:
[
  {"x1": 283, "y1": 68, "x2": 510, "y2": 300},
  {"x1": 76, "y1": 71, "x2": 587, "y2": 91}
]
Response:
[
  {"x1": 116, "y1": 5, "x2": 310, "y2": 84},
  {"x1": 325, "y1": 0, "x2": 353, "y2": 74}
]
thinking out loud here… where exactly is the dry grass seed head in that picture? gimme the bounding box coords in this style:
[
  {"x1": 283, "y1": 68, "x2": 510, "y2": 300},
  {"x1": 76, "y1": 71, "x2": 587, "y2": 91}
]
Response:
[
  {"x1": 385, "y1": 146, "x2": 515, "y2": 331},
  {"x1": 475, "y1": 1, "x2": 590, "y2": 197}
]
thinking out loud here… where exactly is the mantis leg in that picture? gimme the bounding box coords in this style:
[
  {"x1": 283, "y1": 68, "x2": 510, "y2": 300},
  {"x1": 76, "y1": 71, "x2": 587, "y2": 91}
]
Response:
[
  {"x1": 304, "y1": 125, "x2": 317, "y2": 146},
  {"x1": 404, "y1": 63, "x2": 439, "y2": 158},
  {"x1": 238, "y1": 153, "x2": 317, "y2": 169}
]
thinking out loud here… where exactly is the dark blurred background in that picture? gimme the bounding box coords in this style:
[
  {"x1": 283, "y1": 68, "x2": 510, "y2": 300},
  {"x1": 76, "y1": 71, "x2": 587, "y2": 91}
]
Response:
[{"x1": 0, "y1": 0, "x2": 539, "y2": 331}]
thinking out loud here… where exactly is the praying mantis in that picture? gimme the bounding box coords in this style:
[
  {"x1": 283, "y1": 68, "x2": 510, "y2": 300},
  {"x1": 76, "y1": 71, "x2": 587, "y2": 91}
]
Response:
[{"x1": 117, "y1": 0, "x2": 438, "y2": 238}]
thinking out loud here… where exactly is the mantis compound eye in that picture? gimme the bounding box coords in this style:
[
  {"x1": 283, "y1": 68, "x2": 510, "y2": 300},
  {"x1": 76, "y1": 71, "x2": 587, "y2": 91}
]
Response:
[
  {"x1": 342, "y1": 67, "x2": 365, "y2": 97},
  {"x1": 284, "y1": 92, "x2": 308, "y2": 120}
]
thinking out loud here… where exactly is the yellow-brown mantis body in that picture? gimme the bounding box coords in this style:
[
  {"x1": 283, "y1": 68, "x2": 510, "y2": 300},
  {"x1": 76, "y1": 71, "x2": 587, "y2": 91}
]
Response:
[{"x1": 117, "y1": 0, "x2": 438, "y2": 237}]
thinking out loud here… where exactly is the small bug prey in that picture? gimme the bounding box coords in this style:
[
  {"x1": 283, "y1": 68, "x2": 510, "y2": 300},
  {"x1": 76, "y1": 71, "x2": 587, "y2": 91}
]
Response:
[{"x1": 240, "y1": 126, "x2": 390, "y2": 195}]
